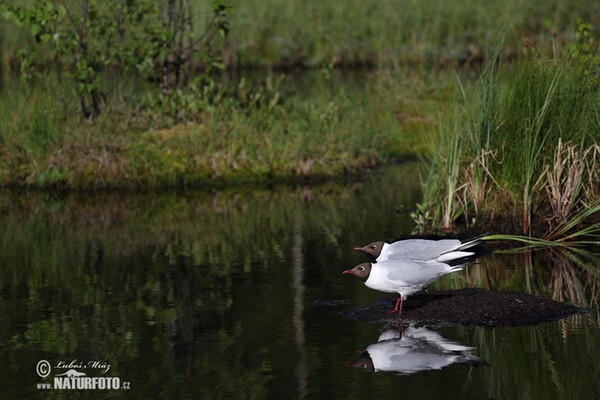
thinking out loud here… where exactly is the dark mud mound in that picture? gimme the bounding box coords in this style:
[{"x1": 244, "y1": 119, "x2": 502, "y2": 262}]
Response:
[{"x1": 342, "y1": 288, "x2": 587, "y2": 327}]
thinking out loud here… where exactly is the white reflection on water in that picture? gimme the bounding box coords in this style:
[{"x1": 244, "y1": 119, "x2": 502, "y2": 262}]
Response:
[{"x1": 346, "y1": 326, "x2": 486, "y2": 375}]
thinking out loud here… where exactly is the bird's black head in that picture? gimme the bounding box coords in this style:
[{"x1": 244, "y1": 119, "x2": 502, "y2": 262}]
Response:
[
  {"x1": 353, "y1": 242, "x2": 384, "y2": 260},
  {"x1": 342, "y1": 262, "x2": 372, "y2": 282}
]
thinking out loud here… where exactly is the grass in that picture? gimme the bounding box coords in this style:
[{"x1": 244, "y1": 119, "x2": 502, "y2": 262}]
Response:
[
  {"x1": 228, "y1": 0, "x2": 600, "y2": 68},
  {"x1": 492, "y1": 57, "x2": 600, "y2": 238},
  {"x1": 0, "y1": 69, "x2": 454, "y2": 188},
  {"x1": 414, "y1": 43, "x2": 600, "y2": 239},
  {"x1": 2, "y1": 0, "x2": 600, "y2": 70},
  {"x1": 3, "y1": 1, "x2": 600, "y2": 241},
  {"x1": 411, "y1": 104, "x2": 465, "y2": 231}
]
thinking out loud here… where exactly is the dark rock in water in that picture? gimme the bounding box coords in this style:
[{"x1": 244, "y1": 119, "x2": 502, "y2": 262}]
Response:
[{"x1": 341, "y1": 288, "x2": 586, "y2": 327}]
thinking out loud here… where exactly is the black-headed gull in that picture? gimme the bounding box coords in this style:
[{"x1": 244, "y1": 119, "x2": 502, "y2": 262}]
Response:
[
  {"x1": 343, "y1": 258, "x2": 466, "y2": 317},
  {"x1": 353, "y1": 235, "x2": 485, "y2": 263}
]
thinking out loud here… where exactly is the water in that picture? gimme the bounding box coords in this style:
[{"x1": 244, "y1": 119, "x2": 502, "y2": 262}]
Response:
[{"x1": 0, "y1": 163, "x2": 599, "y2": 399}]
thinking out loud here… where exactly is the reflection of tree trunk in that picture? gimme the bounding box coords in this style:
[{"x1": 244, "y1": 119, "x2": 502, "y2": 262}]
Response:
[
  {"x1": 292, "y1": 218, "x2": 308, "y2": 399},
  {"x1": 167, "y1": 255, "x2": 196, "y2": 385}
]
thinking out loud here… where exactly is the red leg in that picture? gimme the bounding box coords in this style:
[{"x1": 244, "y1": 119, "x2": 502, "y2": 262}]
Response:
[
  {"x1": 396, "y1": 297, "x2": 405, "y2": 334},
  {"x1": 387, "y1": 295, "x2": 404, "y2": 318},
  {"x1": 398, "y1": 296, "x2": 403, "y2": 318},
  {"x1": 387, "y1": 295, "x2": 403, "y2": 315}
]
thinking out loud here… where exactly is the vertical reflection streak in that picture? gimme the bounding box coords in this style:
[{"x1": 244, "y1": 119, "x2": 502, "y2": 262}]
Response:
[{"x1": 292, "y1": 218, "x2": 308, "y2": 399}]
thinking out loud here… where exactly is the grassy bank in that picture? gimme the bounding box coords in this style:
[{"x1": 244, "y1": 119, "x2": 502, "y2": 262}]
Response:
[{"x1": 0, "y1": 69, "x2": 454, "y2": 188}]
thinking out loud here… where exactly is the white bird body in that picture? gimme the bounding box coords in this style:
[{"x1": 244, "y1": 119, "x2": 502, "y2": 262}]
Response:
[
  {"x1": 354, "y1": 236, "x2": 485, "y2": 263},
  {"x1": 380, "y1": 240, "x2": 471, "y2": 262},
  {"x1": 362, "y1": 259, "x2": 463, "y2": 300}
]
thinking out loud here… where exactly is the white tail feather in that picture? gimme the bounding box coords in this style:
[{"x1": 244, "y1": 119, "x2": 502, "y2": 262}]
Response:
[{"x1": 438, "y1": 251, "x2": 474, "y2": 262}]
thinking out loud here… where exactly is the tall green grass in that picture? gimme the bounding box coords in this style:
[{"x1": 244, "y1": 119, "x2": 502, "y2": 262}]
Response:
[
  {"x1": 488, "y1": 56, "x2": 600, "y2": 237},
  {"x1": 411, "y1": 104, "x2": 465, "y2": 231},
  {"x1": 416, "y1": 48, "x2": 600, "y2": 239}
]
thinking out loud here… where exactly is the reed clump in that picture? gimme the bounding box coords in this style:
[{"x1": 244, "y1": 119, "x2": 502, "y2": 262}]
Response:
[{"x1": 414, "y1": 48, "x2": 600, "y2": 240}]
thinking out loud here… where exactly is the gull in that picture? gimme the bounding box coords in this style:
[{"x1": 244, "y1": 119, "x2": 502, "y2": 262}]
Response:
[
  {"x1": 353, "y1": 235, "x2": 485, "y2": 263},
  {"x1": 343, "y1": 258, "x2": 466, "y2": 317}
]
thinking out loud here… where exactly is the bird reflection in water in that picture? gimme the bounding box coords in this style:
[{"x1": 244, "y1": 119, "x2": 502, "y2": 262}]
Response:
[{"x1": 346, "y1": 326, "x2": 486, "y2": 374}]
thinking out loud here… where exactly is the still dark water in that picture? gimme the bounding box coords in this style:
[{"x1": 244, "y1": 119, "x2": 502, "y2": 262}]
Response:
[{"x1": 0, "y1": 163, "x2": 599, "y2": 399}]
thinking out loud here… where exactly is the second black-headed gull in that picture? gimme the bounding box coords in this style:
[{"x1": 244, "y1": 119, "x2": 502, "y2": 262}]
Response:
[
  {"x1": 353, "y1": 235, "x2": 485, "y2": 263},
  {"x1": 343, "y1": 258, "x2": 466, "y2": 317}
]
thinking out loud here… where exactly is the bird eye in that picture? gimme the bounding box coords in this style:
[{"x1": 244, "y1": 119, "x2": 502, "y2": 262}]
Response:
[
  {"x1": 359, "y1": 266, "x2": 365, "y2": 271},
  {"x1": 371, "y1": 245, "x2": 377, "y2": 249}
]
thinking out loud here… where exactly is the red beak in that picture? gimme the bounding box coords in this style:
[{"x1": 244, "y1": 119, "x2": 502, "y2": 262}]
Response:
[
  {"x1": 342, "y1": 269, "x2": 353, "y2": 274},
  {"x1": 353, "y1": 247, "x2": 365, "y2": 252}
]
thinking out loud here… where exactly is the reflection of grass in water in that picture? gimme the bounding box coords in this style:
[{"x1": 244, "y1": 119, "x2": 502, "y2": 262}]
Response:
[
  {"x1": 459, "y1": 318, "x2": 600, "y2": 400},
  {"x1": 444, "y1": 249, "x2": 600, "y2": 398},
  {"x1": 436, "y1": 245, "x2": 600, "y2": 312},
  {"x1": 0, "y1": 162, "x2": 418, "y2": 316},
  {"x1": 447, "y1": 250, "x2": 600, "y2": 398},
  {"x1": 0, "y1": 166, "x2": 418, "y2": 261},
  {"x1": 0, "y1": 167, "x2": 419, "y2": 397}
]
